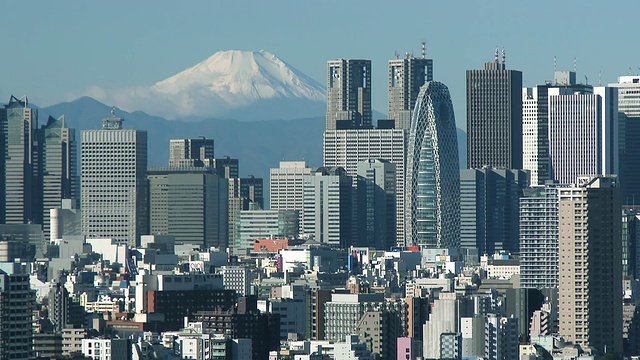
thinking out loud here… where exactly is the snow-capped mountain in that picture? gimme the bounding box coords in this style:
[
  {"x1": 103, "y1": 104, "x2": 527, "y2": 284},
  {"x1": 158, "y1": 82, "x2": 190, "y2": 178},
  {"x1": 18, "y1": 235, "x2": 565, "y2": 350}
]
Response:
[{"x1": 86, "y1": 50, "x2": 327, "y2": 121}]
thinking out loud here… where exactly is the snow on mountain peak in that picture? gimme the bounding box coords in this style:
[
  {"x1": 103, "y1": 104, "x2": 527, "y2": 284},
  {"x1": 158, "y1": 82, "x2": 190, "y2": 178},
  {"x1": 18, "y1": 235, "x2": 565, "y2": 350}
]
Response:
[
  {"x1": 151, "y1": 49, "x2": 325, "y2": 106},
  {"x1": 85, "y1": 50, "x2": 326, "y2": 121}
]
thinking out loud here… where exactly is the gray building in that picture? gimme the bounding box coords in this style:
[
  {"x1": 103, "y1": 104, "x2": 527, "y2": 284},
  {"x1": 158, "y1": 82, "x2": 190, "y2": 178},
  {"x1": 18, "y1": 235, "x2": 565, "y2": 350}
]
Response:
[
  {"x1": 212, "y1": 156, "x2": 239, "y2": 179},
  {"x1": 270, "y1": 161, "x2": 312, "y2": 227},
  {"x1": 302, "y1": 167, "x2": 352, "y2": 247},
  {"x1": 148, "y1": 167, "x2": 228, "y2": 249},
  {"x1": 558, "y1": 176, "x2": 623, "y2": 356},
  {"x1": 0, "y1": 95, "x2": 39, "y2": 225},
  {"x1": 234, "y1": 209, "x2": 298, "y2": 253},
  {"x1": 406, "y1": 81, "x2": 460, "y2": 248},
  {"x1": 0, "y1": 262, "x2": 35, "y2": 360},
  {"x1": 169, "y1": 138, "x2": 214, "y2": 167},
  {"x1": 228, "y1": 176, "x2": 263, "y2": 249},
  {"x1": 40, "y1": 115, "x2": 77, "y2": 242},
  {"x1": 466, "y1": 52, "x2": 523, "y2": 169},
  {"x1": 388, "y1": 54, "x2": 433, "y2": 130},
  {"x1": 519, "y1": 184, "x2": 561, "y2": 289},
  {"x1": 484, "y1": 314, "x2": 519, "y2": 360},
  {"x1": 326, "y1": 59, "x2": 372, "y2": 130},
  {"x1": 460, "y1": 168, "x2": 528, "y2": 256},
  {"x1": 81, "y1": 110, "x2": 148, "y2": 246},
  {"x1": 356, "y1": 159, "x2": 396, "y2": 249}
]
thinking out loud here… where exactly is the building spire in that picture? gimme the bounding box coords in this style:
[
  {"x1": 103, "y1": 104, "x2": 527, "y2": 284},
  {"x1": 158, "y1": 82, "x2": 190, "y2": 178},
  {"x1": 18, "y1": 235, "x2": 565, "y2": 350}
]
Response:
[
  {"x1": 494, "y1": 48, "x2": 499, "y2": 64},
  {"x1": 421, "y1": 41, "x2": 426, "y2": 59}
]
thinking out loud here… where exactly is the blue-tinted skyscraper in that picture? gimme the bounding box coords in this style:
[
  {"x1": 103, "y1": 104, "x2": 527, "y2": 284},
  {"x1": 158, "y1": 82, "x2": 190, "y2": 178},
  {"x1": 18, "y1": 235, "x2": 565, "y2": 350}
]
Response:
[{"x1": 406, "y1": 82, "x2": 460, "y2": 247}]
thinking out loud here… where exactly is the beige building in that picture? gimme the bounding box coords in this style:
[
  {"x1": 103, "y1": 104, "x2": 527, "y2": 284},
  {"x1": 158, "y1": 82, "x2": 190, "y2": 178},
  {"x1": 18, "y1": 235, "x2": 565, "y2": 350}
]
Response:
[{"x1": 558, "y1": 176, "x2": 622, "y2": 356}]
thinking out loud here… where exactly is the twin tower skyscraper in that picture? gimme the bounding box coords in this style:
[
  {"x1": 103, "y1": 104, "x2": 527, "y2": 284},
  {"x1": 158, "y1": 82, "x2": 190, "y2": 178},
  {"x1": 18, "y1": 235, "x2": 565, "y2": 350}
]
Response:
[{"x1": 323, "y1": 50, "x2": 460, "y2": 248}]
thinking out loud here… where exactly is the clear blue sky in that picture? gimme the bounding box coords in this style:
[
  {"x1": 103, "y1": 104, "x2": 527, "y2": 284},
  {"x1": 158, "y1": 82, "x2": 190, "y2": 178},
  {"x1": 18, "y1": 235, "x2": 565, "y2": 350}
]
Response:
[{"x1": 1, "y1": 1, "x2": 639, "y2": 128}]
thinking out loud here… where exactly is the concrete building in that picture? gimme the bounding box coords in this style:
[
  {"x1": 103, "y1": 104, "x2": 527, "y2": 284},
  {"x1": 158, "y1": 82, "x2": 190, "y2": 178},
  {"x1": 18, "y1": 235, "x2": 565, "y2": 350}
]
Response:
[
  {"x1": 213, "y1": 156, "x2": 239, "y2": 179},
  {"x1": 333, "y1": 335, "x2": 373, "y2": 360},
  {"x1": 460, "y1": 317, "x2": 485, "y2": 358},
  {"x1": 356, "y1": 159, "x2": 396, "y2": 249},
  {"x1": 460, "y1": 168, "x2": 528, "y2": 255},
  {"x1": 548, "y1": 86, "x2": 618, "y2": 184},
  {"x1": 0, "y1": 95, "x2": 39, "y2": 225},
  {"x1": 234, "y1": 210, "x2": 298, "y2": 253},
  {"x1": 484, "y1": 314, "x2": 518, "y2": 360},
  {"x1": 519, "y1": 184, "x2": 560, "y2": 289},
  {"x1": 81, "y1": 338, "x2": 131, "y2": 360},
  {"x1": 270, "y1": 161, "x2": 313, "y2": 226},
  {"x1": 466, "y1": 52, "x2": 523, "y2": 169},
  {"x1": 406, "y1": 81, "x2": 460, "y2": 248},
  {"x1": 81, "y1": 110, "x2": 148, "y2": 246},
  {"x1": 397, "y1": 337, "x2": 422, "y2": 360},
  {"x1": 302, "y1": 167, "x2": 352, "y2": 247},
  {"x1": 228, "y1": 176, "x2": 264, "y2": 249},
  {"x1": 168, "y1": 137, "x2": 214, "y2": 167},
  {"x1": 324, "y1": 293, "x2": 385, "y2": 343},
  {"x1": 148, "y1": 167, "x2": 228, "y2": 248},
  {"x1": 0, "y1": 262, "x2": 35, "y2": 360},
  {"x1": 388, "y1": 53, "x2": 433, "y2": 130},
  {"x1": 423, "y1": 292, "x2": 474, "y2": 359},
  {"x1": 326, "y1": 59, "x2": 372, "y2": 130},
  {"x1": 440, "y1": 332, "x2": 462, "y2": 360},
  {"x1": 323, "y1": 129, "x2": 407, "y2": 245},
  {"x1": 522, "y1": 85, "x2": 550, "y2": 186},
  {"x1": 222, "y1": 266, "x2": 254, "y2": 297},
  {"x1": 39, "y1": 115, "x2": 77, "y2": 242},
  {"x1": 558, "y1": 176, "x2": 623, "y2": 356},
  {"x1": 49, "y1": 199, "x2": 81, "y2": 241}
]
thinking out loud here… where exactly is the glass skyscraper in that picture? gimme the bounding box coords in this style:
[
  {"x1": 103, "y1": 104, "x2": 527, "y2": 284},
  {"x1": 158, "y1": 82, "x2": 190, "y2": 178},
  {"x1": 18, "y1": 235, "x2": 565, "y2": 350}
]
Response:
[{"x1": 406, "y1": 81, "x2": 460, "y2": 247}]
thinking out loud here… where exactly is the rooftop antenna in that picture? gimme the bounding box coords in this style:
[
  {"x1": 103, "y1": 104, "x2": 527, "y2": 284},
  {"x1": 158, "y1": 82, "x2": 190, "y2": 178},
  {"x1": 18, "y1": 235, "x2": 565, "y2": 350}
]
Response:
[
  {"x1": 111, "y1": 106, "x2": 116, "y2": 118},
  {"x1": 405, "y1": 52, "x2": 409, "y2": 59},
  {"x1": 421, "y1": 41, "x2": 426, "y2": 59},
  {"x1": 573, "y1": 57, "x2": 577, "y2": 73},
  {"x1": 629, "y1": 66, "x2": 632, "y2": 76},
  {"x1": 395, "y1": 50, "x2": 399, "y2": 60},
  {"x1": 494, "y1": 47, "x2": 499, "y2": 64},
  {"x1": 585, "y1": 75, "x2": 588, "y2": 85},
  {"x1": 598, "y1": 70, "x2": 602, "y2": 86},
  {"x1": 501, "y1": 49, "x2": 506, "y2": 66},
  {"x1": 554, "y1": 56, "x2": 557, "y2": 72}
]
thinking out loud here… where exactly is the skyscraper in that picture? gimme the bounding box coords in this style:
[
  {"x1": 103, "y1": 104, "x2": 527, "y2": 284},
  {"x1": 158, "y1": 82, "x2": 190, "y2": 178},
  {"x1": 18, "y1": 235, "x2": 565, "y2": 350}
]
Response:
[
  {"x1": 609, "y1": 75, "x2": 640, "y2": 205},
  {"x1": 302, "y1": 167, "x2": 352, "y2": 247},
  {"x1": 212, "y1": 156, "x2": 239, "y2": 179},
  {"x1": 0, "y1": 262, "x2": 35, "y2": 360},
  {"x1": 558, "y1": 176, "x2": 622, "y2": 356},
  {"x1": 40, "y1": 115, "x2": 77, "y2": 241},
  {"x1": 81, "y1": 110, "x2": 148, "y2": 246},
  {"x1": 548, "y1": 86, "x2": 618, "y2": 184},
  {"x1": 270, "y1": 161, "x2": 312, "y2": 226},
  {"x1": 0, "y1": 95, "x2": 39, "y2": 224},
  {"x1": 326, "y1": 59, "x2": 372, "y2": 130},
  {"x1": 323, "y1": 129, "x2": 407, "y2": 245},
  {"x1": 169, "y1": 138, "x2": 214, "y2": 167},
  {"x1": 147, "y1": 167, "x2": 228, "y2": 248},
  {"x1": 388, "y1": 52, "x2": 433, "y2": 130},
  {"x1": 466, "y1": 51, "x2": 523, "y2": 169},
  {"x1": 356, "y1": 159, "x2": 396, "y2": 249},
  {"x1": 460, "y1": 168, "x2": 528, "y2": 255},
  {"x1": 522, "y1": 86, "x2": 550, "y2": 186},
  {"x1": 406, "y1": 81, "x2": 460, "y2": 248}
]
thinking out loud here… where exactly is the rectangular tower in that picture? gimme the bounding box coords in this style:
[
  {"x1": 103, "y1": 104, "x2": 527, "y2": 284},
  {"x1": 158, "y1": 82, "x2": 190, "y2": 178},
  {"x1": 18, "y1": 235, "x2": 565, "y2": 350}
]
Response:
[
  {"x1": 388, "y1": 56, "x2": 433, "y2": 130},
  {"x1": 558, "y1": 176, "x2": 622, "y2": 355},
  {"x1": 522, "y1": 86, "x2": 550, "y2": 186},
  {"x1": 81, "y1": 112, "x2": 148, "y2": 246},
  {"x1": 326, "y1": 59, "x2": 372, "y2": 130},
  {"x1": 270, "y1": 161, "x2": 312, "y2": 226},
  {"x1": 548, "y1": 86, "x2": 618, "y2": 184},
  {"x1": 356, "y1": 159, "x2": 396, "y2": 249},
  {"x1": 466, "y1": 57, "x2": 523, "y2": 169}
]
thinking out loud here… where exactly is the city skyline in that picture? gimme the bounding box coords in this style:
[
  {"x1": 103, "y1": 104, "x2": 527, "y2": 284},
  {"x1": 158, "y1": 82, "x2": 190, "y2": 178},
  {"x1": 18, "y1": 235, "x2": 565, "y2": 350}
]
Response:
[{"x1": 2, "y1": 2, "x2": 640, "y2": 129}]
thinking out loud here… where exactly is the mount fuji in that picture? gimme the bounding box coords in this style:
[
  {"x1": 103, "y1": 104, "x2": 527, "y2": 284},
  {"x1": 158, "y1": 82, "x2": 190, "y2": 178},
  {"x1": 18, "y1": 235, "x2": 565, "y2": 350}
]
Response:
[{"x1": 87, "y1": 50, "x2": 326, "y2": 121}]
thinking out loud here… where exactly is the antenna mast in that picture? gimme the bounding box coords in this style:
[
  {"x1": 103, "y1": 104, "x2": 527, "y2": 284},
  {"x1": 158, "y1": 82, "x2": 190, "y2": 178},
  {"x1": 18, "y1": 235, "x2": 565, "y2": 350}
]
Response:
[{"x1": 421, "y1": 41, "x2": 426, "y2": 59}]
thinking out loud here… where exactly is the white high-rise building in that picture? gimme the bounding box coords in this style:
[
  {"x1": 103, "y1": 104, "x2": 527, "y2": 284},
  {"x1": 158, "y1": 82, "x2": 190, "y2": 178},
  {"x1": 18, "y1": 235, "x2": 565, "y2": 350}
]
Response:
[
  {"x1": 548, "y1": 86, "x2": 618, "y2": 184},
  {"x1": 81, "y1": 110, "x2": 148, "y2": 246},
  {"x1": 522, "y1": 86, "x2": 549, "y2": 186},
  {"x1": 323, "y1": 129, "x2": 407, "y2": 246},
  {"x1": 269, "y1": 161, "x2": 312, "y2": 225}
]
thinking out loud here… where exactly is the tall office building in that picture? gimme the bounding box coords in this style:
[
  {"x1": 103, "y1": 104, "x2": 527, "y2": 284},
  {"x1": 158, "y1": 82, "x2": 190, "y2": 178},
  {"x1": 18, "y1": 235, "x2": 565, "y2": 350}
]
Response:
[
  {"x1": 519, "y1": 183, "x2": 560, "y2": 289},
  {"x1": 228, "y1": 176, "x2": 263, "y2": 250},
  {"x1": 406, "y1": 81, "x2": 460, "y2": 248},
  {"x1": 558, "y1": 176, "x2": 622, "y2": 356},
  {"x1": 323, "y1": 129, "x2": 407, "y2": 245},
  {"x1": 0, "y1": 262, "x2": 35, "y2": 360},
  {"x1": 148, "y1": 167, "x2": 228, "y2": 248},
  {"x1": 609, "y1": 76, "x2": 640, "y2": 205},
  {"x1": 234, "y1": 210, "x2": 298, "y2": 252},
  {"x1": 466, "y1": 52, "x2": 523, "y2": 169},
  {"x1": 326, "y1": 59, "x2": 372, "y2": 130},
  {"x1": 356, "y1": 159, "x2": 396, "y2": 249},
  {"x1": 213, "y1": 156, "x2": 239, "y2": 179},
  {"x1": 460, "y1": 168, "x2": 528, "y2": 255},
  {"x1": 0, "y1": 95, "x2": 39, "y2": 224},
  {"x1": 270, "y1": 161, "x2": 312, "y2": 225},
  {"x1": 81, "y1": 110, "x2": 148, "y2": 246},
  {"x1": 388, "y1": 52, "x2": 433, "y2": 130},
  {"x1": 169, "y1": 138, "x2": 214, "y2": 167},
  {"x1": 40, "y1": 115, "x2": 77, "y2": 241},
  {"x1": 548, "y1": 86, "x2": 618, "y2": 184},
  {"x1": 522, "y1": 86, "x2": 550, "y2": 186},
  {"x1": 302, "y1": 167, "x2": 352, "y2": 247}
]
